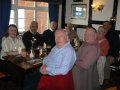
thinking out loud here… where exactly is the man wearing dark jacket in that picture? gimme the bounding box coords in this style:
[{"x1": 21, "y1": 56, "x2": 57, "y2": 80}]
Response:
[
  {"x1": 22, "y1": 21, "x2": 43, "y2": 52},
  {"x1": 103, "y1": 21, "x2": 120, "y2": 84},
  {"x1": 42, "y1": 21, "x2": 57, "y2": 48}
]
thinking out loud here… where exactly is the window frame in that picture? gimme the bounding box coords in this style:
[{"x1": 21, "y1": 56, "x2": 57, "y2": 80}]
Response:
[{"x1": 10, "y1": 0, "x2": 49, "y2": 34}]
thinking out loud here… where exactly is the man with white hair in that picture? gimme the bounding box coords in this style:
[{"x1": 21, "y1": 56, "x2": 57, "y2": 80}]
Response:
[{"x1": 37, "y1": 29, "x2": 76, "y2": 90}]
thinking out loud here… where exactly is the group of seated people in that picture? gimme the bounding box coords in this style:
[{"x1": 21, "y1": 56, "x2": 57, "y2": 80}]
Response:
[
  {"x1": 0, "y1": 20, "x2": 80, "y2": 59},
  {"x1": 0, "y1": 21, "x2": 57, "y2": 59},
  {"x1": 0, "y1": 20, "x2": 119, "y2": 90}
]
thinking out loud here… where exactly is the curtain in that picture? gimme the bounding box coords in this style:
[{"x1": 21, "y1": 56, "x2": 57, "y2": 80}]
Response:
[
  {"x1": 49, "y1": 3, "x2": 59, "y2": 23},
  {"x1": 0, "y1": 0, "x2": 11, "y2": 48}
]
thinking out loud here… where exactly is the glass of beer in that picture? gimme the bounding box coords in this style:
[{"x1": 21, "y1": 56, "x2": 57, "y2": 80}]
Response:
[{"x1": 34, "y1": 48, "x2": 40, "y2": 58}]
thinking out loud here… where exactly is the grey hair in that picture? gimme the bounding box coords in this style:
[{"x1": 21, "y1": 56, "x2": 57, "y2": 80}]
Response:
[{"x1": 56, "y1": 28, "x2": 69, "y2": 36}]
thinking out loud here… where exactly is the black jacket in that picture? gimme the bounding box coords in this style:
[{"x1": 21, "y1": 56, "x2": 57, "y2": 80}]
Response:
[
  {"x1": 105, "y1": 30, "x2": 120, "y2": 57},
  {"x1": 42, "y1": 29, "x2": 55, "y2": 48},
  {"x1": 22, "y1": 31, "x2": 43, "y2": 52}
]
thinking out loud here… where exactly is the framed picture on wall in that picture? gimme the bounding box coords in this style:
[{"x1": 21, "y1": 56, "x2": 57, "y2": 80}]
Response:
[
  {"x1": 73, "y1": 0, "x2": 83, "y2": 2},
  {"x1": 71, "y1": 4, "x2": 87, "y2": 19}
]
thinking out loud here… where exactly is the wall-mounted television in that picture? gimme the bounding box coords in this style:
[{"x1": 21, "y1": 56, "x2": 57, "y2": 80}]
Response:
[{"x1": 71, "y1": 4, "x2": 87, "y2": 19}]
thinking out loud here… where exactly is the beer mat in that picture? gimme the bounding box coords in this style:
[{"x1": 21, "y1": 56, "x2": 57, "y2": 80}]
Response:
[{"x1": 26, "y1": 59, "x2": 42, "y2": 65}]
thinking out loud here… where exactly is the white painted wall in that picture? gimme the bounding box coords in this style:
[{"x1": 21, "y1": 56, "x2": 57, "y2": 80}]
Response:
[
  {"x1": 92, "y1": 0, "x2": 114, "y2": 21},
  {"x1": 115, "y1": 0, "x2": 120, "y2": 30}
]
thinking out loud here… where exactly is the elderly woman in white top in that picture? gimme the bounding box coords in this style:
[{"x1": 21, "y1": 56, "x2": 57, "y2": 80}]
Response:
[{"x1": 0, "y1": 24, "x2": 26, "y2": 59}]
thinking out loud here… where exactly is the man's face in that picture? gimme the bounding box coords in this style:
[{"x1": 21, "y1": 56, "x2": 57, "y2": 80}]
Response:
[
  {"x1": 30, "y1": 22, "x2": 38, "y2": 33},
  {"x1": 55, "y1": 30, "x2": 68, "y2": 48},
  {"x1": 103, "y1": 22, "x2": 111, "y2": 30},
  {"x1": 84, "y1": 28, "x2": 96, "y2": 43},
  {"x1": 50, "y1": 21, "x2": 57, "y2": 30}
]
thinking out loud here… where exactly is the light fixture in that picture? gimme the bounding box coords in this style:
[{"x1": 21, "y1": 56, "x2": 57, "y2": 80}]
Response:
[
  {"x1": 91, "y1": 3, "x2": 104, "y2": 12},
  {"x1": 110, "y1": 16, "x2": 116, "y2": 22}
]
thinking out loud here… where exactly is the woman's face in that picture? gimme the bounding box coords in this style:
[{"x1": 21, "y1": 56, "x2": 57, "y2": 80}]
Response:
[
  {"x1": 97, "y1": 27, "x2": 105, "y2": 40},
  {"x1": 8, "y1": 26, "x2": 17, "y2": 38}
]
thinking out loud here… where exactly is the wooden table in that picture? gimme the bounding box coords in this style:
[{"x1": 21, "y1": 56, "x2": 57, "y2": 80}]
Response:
[
  {"x1": 3, "y1": 55, "x2": 43, "y2": 90},
  {"x1": 4, "y1": 55, "x2": 42, "y2": 70}
]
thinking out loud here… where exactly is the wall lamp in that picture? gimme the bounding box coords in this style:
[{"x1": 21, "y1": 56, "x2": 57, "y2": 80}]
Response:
[
  {"x1": 91, "y1": 3, "x2": 104, "y2": 12},
  {"x1": 110, "y1": 16, "x2": 116, "y2": 22}
]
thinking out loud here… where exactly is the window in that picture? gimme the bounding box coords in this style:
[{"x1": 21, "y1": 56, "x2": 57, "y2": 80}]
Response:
[
  {"x1": 9, "y1": 0, "x2": 49, "y2": 34},
  {"x1": 9, "y1": 10, "x2": 15, "y2": 24}
]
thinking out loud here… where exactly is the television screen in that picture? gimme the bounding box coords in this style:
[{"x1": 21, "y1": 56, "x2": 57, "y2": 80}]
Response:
[{"x1": 71, "y1": 4, "x2": 87, "y2": 19}]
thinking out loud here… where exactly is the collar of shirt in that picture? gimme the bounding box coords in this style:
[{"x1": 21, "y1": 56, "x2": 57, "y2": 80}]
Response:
[
  {"x1": 8, "y1": 36, "x2": 18, "y2": 40},
  {"x1": 49, "y1": 28, "x2": 54, "y2": 32},
  {"x1": 30, "y1": 29, "x2": 36, "y2": 35},
  {"x1": 43, "y1": 42, "x2": 71, "y2": 64},
  {"x1": 8, "y1": 36, "x2": 14, "y2": 40},
  {"x1": 54, "y1": 42, "x2": 70, "y2": 50}
]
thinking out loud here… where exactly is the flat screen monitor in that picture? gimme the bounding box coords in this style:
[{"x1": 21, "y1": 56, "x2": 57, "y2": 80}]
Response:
[{"x1": 71, "y1": 4, "x2": 87, "y2": 19}]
